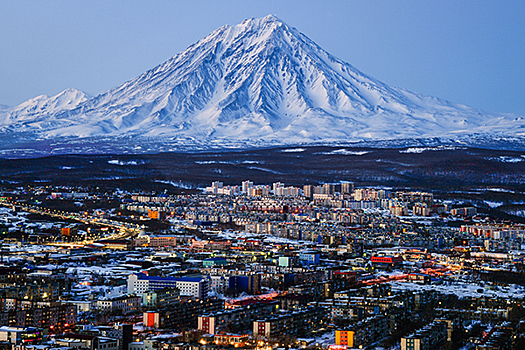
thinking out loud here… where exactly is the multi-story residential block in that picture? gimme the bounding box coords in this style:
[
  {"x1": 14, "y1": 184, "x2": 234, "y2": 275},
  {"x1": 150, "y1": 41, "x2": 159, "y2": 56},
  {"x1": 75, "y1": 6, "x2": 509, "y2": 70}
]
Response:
[
  {"x1": 127, "y1": 273, "x2": 208, "y2": 298},
  {"x1": 341, "y1": 182, "x2": 354, "y2": 194},
  {"x1": 253, "y1": 307, "x2": 325, "y2": 339},
  {"x1": 335, "y1": 315, "x2": 389, "y2": 348},
  {"x1": 142, "y1": 288, "x2": 180, "y2": 309},
  {"x1": 413, "y1": 203, "x2": 431, "y2": 216},
  {"x1": 143, "y1": 297, "x2": 224, "y2": 329},
  {"x1": 229, "y1": 274, "x2": 261, "y2": 294},
  {"x1": 241, "y1": 181, "x2": 254, "y2": 194},
  {"x1": 205, "y1": 276, "x2": 229, "y2": 294},
  {"x1": 298, "y1": 251, "x2": 320, "y2": 266},
  {"x1": 198, "y1": 301, "x2": 278, "y2": 334},
  {"x1": 451, "y1": 207, "x2": 477, "y2": 217},
  {"x1": 400, "y1": 320, "x2": 448, "y2": 350},
  {"x1": 96, "y1": 295, "x2": 142, "y2": 315},
  {"x1": 0, "y1": 303, "x2": 76, "y2": 329}
]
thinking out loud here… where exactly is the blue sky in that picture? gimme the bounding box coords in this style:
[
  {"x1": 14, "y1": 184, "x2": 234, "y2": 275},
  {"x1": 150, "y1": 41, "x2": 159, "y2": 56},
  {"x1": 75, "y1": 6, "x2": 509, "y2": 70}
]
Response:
[{"x1": 1, "y1": 0, "x2": 524, "y2": 114}]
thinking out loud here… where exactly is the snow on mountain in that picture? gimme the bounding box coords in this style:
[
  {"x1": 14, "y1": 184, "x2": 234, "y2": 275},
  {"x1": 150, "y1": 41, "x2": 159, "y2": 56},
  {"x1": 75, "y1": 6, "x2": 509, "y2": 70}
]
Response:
[
  {"x1": 0, "y1": 88, "x2": 90, "y2": 127},
  {"x1": 2, "y1": 15, "x2": 525, "y2": 150}
]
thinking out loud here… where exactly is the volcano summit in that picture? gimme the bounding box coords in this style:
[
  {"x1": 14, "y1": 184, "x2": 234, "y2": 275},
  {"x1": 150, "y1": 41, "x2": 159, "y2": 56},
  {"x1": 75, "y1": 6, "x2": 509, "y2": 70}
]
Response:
[{"x1": 1, "y1": 15, "x2": 524, "y2": 156}]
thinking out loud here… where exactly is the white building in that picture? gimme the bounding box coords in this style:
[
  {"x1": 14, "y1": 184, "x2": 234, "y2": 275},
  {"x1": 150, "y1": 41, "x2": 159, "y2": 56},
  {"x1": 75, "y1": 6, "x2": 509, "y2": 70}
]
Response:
[
  {"x1": 127, "y1": 273, "x2": 208, "y2": 298},
  {"x1": 242, "y1": 180, "x2": 254, "y2": 194},
  {"x1": 205, "y1": 275, "x2": 229, "y2": 294}
]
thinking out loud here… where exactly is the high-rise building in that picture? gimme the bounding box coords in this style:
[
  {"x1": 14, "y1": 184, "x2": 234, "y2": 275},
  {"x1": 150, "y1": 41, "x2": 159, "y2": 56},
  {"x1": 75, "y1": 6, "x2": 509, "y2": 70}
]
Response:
[
  {"x1": 341, "y1": 182, "x2": 354, "y2": 194},
  {"x1": 322, "y1": 183, "x2": 335, "y2": 195},
  {"x1": 273, "y1": 182, "x2": 284, "y2": 194},
  {"x1": 303, "y1": 185, "x2": 313, "y2": 199},
  {"x1": 242, "y1": 180, "x2": 254, "y2": 194}
]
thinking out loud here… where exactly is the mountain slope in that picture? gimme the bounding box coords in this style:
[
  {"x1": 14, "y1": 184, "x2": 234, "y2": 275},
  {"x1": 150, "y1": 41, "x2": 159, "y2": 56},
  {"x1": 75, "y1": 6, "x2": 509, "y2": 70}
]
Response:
[
  {"x1": 1, "y1": 15, "x2": 524, "y2": 153},
  {"x1": 0, "y1": 88, "x2": 90, "y2": 129}
]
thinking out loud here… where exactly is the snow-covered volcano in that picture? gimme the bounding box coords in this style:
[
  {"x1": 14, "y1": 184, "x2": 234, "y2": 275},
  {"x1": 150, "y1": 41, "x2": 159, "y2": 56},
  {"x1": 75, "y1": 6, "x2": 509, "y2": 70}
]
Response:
[{"x1": 1, "y1": 15, "x2": 524, "y2": 153}]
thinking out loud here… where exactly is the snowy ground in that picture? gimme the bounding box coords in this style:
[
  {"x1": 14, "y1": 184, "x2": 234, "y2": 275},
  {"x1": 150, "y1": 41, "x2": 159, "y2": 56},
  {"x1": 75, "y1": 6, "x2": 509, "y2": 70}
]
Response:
[{"x1": 390, "y1": 280, "x2": 525, "y2": 299}]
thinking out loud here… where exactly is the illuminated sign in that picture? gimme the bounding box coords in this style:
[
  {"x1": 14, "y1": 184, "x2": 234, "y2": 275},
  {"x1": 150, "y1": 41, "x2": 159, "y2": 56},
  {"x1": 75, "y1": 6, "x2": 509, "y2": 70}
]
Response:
[{"x1": 329, "y1": 346, "x2": 348, "y2": 350}]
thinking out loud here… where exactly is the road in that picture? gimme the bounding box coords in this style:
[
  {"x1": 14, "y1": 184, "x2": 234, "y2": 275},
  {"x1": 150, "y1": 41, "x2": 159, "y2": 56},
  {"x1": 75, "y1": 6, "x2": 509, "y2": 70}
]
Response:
[{"x1": 0, "y1": 199, "x2": 142, "y2": 240}]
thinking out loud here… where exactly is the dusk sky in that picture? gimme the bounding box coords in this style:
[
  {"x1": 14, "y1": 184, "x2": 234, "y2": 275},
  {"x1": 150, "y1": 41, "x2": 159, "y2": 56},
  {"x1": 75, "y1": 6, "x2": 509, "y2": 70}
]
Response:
[{"x1": 1, "y1": 0, "x2": 524, "y2": 115}]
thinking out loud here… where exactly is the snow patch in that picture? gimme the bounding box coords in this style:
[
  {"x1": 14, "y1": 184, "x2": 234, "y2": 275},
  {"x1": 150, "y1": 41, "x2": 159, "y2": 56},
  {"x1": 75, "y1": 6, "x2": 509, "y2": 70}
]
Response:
[
  {"x1": 400, "y1": 146, "x2": 463, "y2": 154},
  {"x1": 318, "y1": 149, "x2": 370, "y2": 155},
  {"x1": 108, "y1": 160, "x2": 144, "y2": 166},
  {"x1": 484, "y1": 201, "x2": 503, "y2": 208},
  {"x1": 487, "y1": 156, "x2": 525, "y2": 163},
  {"x1": 487, "y1": 188, "x2": 515, "y2": 193},
  {"x1": 281, "y1": 148, "x2": 306, "y2": 153},
  {"x1": 247, "y1": 166, "x2": 282, "y2": 174}
]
